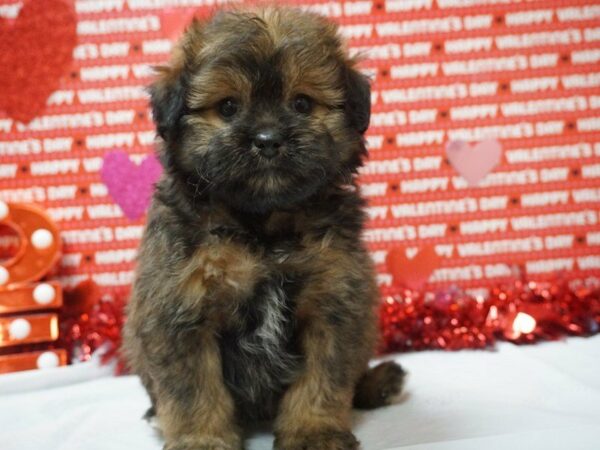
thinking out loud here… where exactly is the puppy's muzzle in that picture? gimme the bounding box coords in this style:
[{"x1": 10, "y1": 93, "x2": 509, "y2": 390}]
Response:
[{"x1": 253, "y1": 128, "x2": 283, "y2": 159}]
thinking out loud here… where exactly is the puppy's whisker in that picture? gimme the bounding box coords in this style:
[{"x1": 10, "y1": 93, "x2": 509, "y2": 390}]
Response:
[{"x1": 195, "y1": 168, "x2": 213, "y2": 185}]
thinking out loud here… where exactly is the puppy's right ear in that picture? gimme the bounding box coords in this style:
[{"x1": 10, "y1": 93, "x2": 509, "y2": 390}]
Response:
[
  {"x1": 149, "y1": 49, "x2": 187, "y2": 141},
  {"x1": 149, "y1": 19, "x2": 206, "y2": 141}
]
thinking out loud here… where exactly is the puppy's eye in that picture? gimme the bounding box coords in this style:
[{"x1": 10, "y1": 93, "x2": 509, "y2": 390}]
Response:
[
  {"x1": 218, "y1": 98, "x2": 239, "y2": 118},
  {"x1": 293, "y1": 95, "x2": 313, "y2": 114}
]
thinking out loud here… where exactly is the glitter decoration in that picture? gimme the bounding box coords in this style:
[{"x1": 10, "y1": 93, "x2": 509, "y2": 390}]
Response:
[
  {"x1": 100, "y1": 151, "x2": 163, "y2": 221},
  {"x1": 380, "y1": 275, "x2": 600, "y2": 353},
  {"x1": 59, "y1": 280, "x2": 126, "y2": 371},
  {"x1": 58, "y1": 275, "x2": 600, "y2": 373},
  {"x1": 0, "y1": 0, "x2": 77, "y2": 123}
]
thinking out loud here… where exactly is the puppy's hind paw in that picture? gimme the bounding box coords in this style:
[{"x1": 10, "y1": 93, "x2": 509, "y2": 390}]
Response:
[{"x1": 353, "y1": 361, "x2": 407, "y2": 409}]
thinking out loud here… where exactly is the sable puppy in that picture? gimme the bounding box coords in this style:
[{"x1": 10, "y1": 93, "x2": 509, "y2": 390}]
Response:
[{"x1": 123, "y1": 7, "x2": 405, "y2": 450}]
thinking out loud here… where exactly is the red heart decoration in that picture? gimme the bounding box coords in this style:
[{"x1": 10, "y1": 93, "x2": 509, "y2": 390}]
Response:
[
  {"x1": 0, "y1": 0, "x2": 77, "y2": 123},
  {"x1": 386, "y1": 246, "x2": 441, "y2": 290}
]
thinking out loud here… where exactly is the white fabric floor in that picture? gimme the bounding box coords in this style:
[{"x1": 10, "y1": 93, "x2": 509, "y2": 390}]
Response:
[{"x1": 2, "y1": 336, "x2": 600, "y2": 450}]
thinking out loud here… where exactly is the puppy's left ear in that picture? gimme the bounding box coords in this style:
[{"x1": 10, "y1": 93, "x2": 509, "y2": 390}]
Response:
[{"x1": 344, "y1": 66, "x2": 371, "y2": 134}]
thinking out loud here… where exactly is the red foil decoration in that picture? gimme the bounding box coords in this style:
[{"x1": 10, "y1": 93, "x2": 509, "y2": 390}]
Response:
[
  {"x1": 380, "y1": 276, "x2": 600, "y2": 353},
  {"x1": 59, "y1": 280, "x2": 126, "y2": 371},
  {"x1": 58, "y1": 276, "x2": 600, "y2": 371}
]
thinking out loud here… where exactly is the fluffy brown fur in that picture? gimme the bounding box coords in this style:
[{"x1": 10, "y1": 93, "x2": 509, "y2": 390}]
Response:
[{"x1": 123, "y1": 7, "x2": 405, "y2": 450}]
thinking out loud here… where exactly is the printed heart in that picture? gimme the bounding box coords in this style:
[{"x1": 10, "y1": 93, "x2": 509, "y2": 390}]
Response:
[
  {"x1": 101, "y1": 152, "x2": 162, "y2": 221},
  {"x1": 386, "y1": 246, "x2": 441, "y2": 290},
  {"x1": 445, "y1": 139, "x2": 502, "y2": 186},
  {"x1": 0, "y1": 0, "x2": 77, "y2": 123}
]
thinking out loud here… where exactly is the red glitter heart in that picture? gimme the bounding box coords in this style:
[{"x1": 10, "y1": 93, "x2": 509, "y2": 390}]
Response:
[
  {"x1": 386, "y1": 246, "x2": 441, "y2": 290},
  {"x1": 0, "y1": 0, "x2": 77, "y2": 123}
]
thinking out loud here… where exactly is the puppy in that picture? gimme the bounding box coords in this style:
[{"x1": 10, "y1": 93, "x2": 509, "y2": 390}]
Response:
[{"x1": 123, "y1": 7, "x2": 405, "y2": 450}]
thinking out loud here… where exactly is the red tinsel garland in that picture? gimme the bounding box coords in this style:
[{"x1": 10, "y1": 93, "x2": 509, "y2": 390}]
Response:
[
  {"x1": 58, "y1": 276, "x2": 600, "y2": 369},
  {"x1": 59, "y1": 280, "x2": 126, "y2": 370},
  {"x1": 380, "y1": 277, "x2": 600, "y2": 352}
]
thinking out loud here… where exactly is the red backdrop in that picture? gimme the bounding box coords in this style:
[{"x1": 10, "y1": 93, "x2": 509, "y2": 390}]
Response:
[{"x1": 1, "y1": 0, "x2": 599, "y2": 302}]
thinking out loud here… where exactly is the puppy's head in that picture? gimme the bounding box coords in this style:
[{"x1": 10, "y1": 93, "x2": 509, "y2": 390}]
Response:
[{"x1": 151, "y1": 8, "x2": 370, "y2": 213}]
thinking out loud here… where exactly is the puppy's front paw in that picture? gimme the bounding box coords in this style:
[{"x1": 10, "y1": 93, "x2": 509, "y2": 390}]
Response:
[
  {"x1": 164, "y1": 435, "x2": 241, "y2": 450},
  {"x1": 274, "y1": 429, "x2": 359, "y2": 450}
]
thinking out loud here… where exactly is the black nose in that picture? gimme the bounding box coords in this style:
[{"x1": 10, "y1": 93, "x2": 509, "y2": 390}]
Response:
[{"x1": 253, "y1": 129, "x2": 282, "y2": 158}]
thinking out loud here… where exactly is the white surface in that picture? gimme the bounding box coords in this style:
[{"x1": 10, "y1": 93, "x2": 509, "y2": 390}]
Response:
[{"x1": 1, "y1": 336, "x2": 600, "y2": 450}]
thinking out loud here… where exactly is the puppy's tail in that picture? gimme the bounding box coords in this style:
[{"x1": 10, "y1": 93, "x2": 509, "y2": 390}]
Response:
[{"x1": 353, "y1": 361, "x2": 407, "y2": 409}]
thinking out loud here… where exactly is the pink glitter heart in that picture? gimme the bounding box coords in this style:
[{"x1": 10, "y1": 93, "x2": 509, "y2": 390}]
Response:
[
  {"x1": 101, "y1": 151, "x2": 162, "y2": 220},
  {"x1": 446, "y1": 139, "x2": 502, "y2": 186}
]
